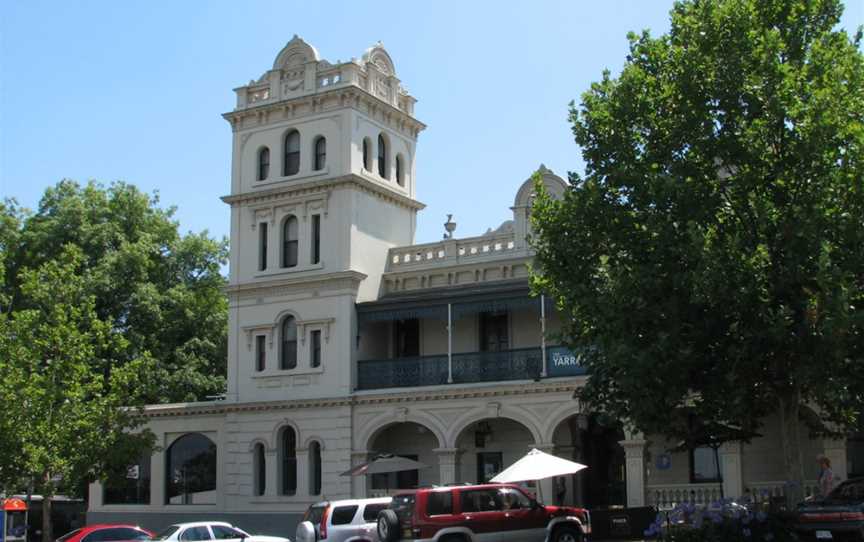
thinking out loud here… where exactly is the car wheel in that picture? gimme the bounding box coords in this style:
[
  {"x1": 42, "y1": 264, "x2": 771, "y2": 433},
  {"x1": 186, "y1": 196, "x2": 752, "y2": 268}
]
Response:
[
  {"x1": 377, "y1": 509, "x2": 400, "y2": 542},
  {"x1": 552, "y1": 525, "x2": 581, "y2": 542}
]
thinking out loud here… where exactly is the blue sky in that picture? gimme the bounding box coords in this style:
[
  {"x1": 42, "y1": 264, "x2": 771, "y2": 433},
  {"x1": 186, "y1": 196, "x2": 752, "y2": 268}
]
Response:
[{"x1": 2, "y1": 1, "x2": 862, "y2": 246}]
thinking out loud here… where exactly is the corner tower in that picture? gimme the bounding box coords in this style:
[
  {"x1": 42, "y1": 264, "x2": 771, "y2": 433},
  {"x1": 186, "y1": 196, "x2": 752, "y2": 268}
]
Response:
[{"x1": 221, "y1": 37, "x2": 425, "y2": 403}]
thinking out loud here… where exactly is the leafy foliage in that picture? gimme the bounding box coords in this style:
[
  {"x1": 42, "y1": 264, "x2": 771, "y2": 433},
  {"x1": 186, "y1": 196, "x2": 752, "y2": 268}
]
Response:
[
  {"x1": 531, "y1": 0, "x2": 864, "y2": 489},
  {"x1": 0, "y1": 246, "x2": 155, "y2": 538},
  {"x1": 1, "y1": 180, "x2": 228, "y2": 403}
]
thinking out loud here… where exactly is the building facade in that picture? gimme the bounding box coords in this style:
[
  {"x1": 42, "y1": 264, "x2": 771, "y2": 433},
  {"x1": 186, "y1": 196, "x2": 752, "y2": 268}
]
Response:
[{"x1": 88, "y1": 37, "x2": 858, "y2": 536}]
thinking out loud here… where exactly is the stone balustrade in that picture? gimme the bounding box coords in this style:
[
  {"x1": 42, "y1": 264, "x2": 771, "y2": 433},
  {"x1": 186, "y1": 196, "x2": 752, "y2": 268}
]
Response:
[
  {"x1": 744, "y1": 480, "x2": 819, "y2": 502},
  {"x1": 646, "y1": 483, "x2": 723, "y2": 508},
  {"x1": 386, "y1": 233, "x2": 519, "y2": 270}
]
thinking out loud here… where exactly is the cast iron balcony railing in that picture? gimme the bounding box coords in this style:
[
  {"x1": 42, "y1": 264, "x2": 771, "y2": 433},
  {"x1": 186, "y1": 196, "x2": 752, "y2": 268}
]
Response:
[{"x1": 357, "y1": 347, "x2": 544, "y2": 390}]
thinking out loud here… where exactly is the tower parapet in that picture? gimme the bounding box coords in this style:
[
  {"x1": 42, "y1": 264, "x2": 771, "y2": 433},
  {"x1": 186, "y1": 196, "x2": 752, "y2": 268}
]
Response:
[{"x1": 231, "y1": 36, "x2": 417, "y2": 117}]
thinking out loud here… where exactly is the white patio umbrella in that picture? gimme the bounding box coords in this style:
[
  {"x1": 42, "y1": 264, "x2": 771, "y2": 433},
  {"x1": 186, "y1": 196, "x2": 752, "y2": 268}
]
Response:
[{"x1": 490, "y1": 448, "x2": 587, "y2": 502}]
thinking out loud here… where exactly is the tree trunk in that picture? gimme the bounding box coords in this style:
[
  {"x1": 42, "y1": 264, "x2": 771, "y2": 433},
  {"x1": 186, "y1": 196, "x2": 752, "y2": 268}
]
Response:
[
  {"x1": 41, "y1": 473, "x2": 53, "y2": 542},
  {"x1": 778, "y1": 389, "x2": 806, "y2": 509}
]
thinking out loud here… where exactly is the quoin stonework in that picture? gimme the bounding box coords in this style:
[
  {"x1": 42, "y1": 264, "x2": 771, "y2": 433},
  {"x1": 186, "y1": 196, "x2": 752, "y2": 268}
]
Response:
[{"x1": 87, "y1": 36, "x2": 861, "y2": 536}]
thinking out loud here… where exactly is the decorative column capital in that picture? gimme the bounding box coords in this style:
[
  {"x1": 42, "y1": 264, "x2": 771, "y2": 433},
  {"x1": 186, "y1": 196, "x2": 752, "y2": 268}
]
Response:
[
  {"x1": 433, "y1": 447, "x2": 461, "y2": 457},
  {"x1": 532, "y1": 442, "x2": 556, "y2": 453},
  {"x1": 619, "y1": 439, "x2": 648, "y2": 458}
]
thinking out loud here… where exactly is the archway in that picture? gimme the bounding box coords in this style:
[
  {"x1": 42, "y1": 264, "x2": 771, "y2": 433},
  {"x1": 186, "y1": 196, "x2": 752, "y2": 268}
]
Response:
[
  {"x1": 368, "y1": 422, "x2": 441, "y2": 491},
  {"x1": 165, "y1": 432, "x2": 217, "y2": 504},
  {"x1": 552, "y1": 413, "x2": 625, "y2": 508},
  {"x1": 454, "y1": 418, "x2": 536, "y2": 484}
]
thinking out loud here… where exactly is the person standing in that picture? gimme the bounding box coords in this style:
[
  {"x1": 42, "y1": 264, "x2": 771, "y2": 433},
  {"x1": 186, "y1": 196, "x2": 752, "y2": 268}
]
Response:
[{"x1": 818, "y1": 455, "x2": 835, "y2": 498}]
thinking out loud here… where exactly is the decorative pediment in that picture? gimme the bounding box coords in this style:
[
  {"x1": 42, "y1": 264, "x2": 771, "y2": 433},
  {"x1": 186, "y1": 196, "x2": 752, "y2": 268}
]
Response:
[
  {"x1": 362, "y1": 42, "x2": 396, "y2": 77},
  {"x1": 513, "y1": 164, "x2": 567, "y2": 208},
  {"x1": 273, "y1": 35, "x2": 320, "y2": 71}
]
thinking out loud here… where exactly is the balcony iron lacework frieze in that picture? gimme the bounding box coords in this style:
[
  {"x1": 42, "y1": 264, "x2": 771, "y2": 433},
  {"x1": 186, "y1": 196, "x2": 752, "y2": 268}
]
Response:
[{"x1": 357, "y1": 345, "x2": 586, "y2": 390}]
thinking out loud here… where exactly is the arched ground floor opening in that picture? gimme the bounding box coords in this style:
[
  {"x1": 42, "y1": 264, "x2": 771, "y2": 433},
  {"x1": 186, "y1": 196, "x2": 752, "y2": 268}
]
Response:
[
  {"x1": 367, "y1": 422, "x2": 441, "y2": 492},
  {"x1": 454, "y1": 417, "x2": 537, "y2": 484},
  {"x1": 551, "y1": 413, "x2": 626, "y2": 508}
]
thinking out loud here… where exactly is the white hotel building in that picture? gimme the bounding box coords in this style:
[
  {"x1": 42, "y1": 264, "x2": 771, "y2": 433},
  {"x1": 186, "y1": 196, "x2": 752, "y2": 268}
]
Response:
[{"x1": 88, "y1": 37, "x2": 862, "y2": 536}]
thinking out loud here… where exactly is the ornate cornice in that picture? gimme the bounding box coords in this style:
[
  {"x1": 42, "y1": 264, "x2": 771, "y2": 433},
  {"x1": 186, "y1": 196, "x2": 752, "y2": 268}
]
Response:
[
  {"x1": 142, "y1": 380, "x2": 585, "y2": 418},
  {"x1": 225, "y1": 270, "x2": 367, "y2": 301},
  {"x1": 223, "y1": 86, "x2": 426, "y2": 139},
  {"x1": 221, "y1": 174, "x2": 425, "y2": 212}
]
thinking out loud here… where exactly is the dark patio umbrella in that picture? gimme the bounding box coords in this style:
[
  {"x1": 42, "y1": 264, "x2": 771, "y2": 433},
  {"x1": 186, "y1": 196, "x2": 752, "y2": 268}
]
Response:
[{"x1": 340, "y1": 454, "x2": 428, "y2": 477}]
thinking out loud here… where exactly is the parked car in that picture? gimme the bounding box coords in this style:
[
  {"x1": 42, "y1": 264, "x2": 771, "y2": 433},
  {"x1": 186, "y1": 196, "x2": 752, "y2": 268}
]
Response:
[
  {"x1": 295, "y1": 497, "x2": 392, "y2": 542},
  {"x1": 55, "y1": 524, "x2": 153, "y2": 542},
  {"x1": 375, "y1": 483, "x2": 591, "y2": 542},
  {"x1": 794, "y1": 477, "x2": 864, "y2": 541},
  {"x1": 151, "y1": 522, "x2": 290, "y2": 542}
]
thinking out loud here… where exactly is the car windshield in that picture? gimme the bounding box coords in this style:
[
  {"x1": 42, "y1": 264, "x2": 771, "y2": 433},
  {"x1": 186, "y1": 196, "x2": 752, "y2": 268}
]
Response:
[
  {"x1": 152, "y1": 526, "x2": 180, "y2": 541},
  {"x1": 825, "y1": 479, "x2": 864, "y2": 503}
]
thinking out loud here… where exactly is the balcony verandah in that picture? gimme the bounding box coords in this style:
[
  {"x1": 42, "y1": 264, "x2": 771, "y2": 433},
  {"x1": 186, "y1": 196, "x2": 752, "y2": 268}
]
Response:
[{"x1": 355, "y1": 281, "x2": 585, "y2": 391}]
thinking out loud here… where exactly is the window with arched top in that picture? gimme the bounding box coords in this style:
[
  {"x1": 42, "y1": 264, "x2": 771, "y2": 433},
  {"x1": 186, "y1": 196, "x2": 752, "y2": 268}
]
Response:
[
  {"x1": 280, "y1": 315, "x2": 297, "y2": 370},
  {"x1": 165, "y1": 433, "x2": 217, "y2": 504},
  {"x1": 258, "y1": 147, "x2": 270, "y2": 181},
  {"x1": 309, "y1": 440, "x2": 322, "y2": 495},
  {"x1": 281, "y1": 427, "x2": 297, "y2": 496},
  {"x1": 378, "y1": 134, "x2": 388, "y2": 178},
  {"x1": 314, "y1": 137, "x2": 326, "y2": 171},
  {"x1": 253, "y1": 443, "x2": 266, "y2": 496},
  {"x1": 281, "y1": 216, "x2": 298, "y2": 268},
  {"x1": 283, "y1": 130, "x2": 300, "y2": 176},
  {"x1": 362, "y1": 138, "x2": 372, "y2": 171},
  {"x1": 396, "y1": 154, "x2": 405, "y2": 187}
]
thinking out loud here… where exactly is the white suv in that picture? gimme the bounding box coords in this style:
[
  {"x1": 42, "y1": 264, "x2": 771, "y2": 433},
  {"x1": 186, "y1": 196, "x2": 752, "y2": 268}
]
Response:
[{"x1": 295, "y1": 497, "x2": 392, "y2": 542}]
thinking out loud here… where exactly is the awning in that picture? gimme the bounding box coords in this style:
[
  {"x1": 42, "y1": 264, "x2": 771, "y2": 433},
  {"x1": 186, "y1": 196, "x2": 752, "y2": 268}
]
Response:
[{"x1": 356, "y1": 281, "x2": 552, "y2": 323}]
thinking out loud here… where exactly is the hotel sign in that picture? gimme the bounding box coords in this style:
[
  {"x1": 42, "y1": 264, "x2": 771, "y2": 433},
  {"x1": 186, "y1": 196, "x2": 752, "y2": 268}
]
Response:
[{"x1": 546, "y1": 346, "x2": 588, "y2": 377}]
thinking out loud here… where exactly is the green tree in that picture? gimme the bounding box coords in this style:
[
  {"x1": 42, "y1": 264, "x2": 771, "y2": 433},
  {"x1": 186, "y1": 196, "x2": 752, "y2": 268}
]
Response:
[
  {"x1": 2, "y1": 180, "x2": 228, "y2": 403},
  {"x1": 531, "y1": 0, "x2": 864, "y2": 501},
  {"x1": 0, "y1": 246, "x2": 155, "y2": 541}
]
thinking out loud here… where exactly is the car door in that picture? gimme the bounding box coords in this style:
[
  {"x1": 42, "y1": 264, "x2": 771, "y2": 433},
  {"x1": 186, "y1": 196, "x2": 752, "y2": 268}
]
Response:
[
  {"x1": 498, "y1": 488, "x2": 548, "y2": 541},
  {"x1": 100, "y1": 528, "x2": 153, "y2": 542},
  {"x1": 457, "y1": 488, "x2": 512, "y2": 541},
  {"x1": 210, "y1": 525, "x2": 244, "y2": 542},
  {"x1": 179, "y1": 526, "x2": 213, "y2": 542}
]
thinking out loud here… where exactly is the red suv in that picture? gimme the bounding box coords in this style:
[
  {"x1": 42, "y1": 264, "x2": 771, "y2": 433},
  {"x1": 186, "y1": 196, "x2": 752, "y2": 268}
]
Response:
[{"x1": 376, "y1": 483, "x2": 591, "y2": 542}]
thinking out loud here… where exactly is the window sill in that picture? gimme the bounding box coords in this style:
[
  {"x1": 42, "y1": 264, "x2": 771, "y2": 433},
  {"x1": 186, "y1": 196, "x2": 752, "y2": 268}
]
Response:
[
  {"x1": 252, "y1": 367, "x2": 324, "y2": 378},
  {"x1": 255, "y1": 262, "x2": 324, "y2": 278},
  {"x1": 256, "y1": 169, "x2": 329, "y2": 187},
  {"x1": 360, "y1": 168, "x2": 409, "y2": 194}
]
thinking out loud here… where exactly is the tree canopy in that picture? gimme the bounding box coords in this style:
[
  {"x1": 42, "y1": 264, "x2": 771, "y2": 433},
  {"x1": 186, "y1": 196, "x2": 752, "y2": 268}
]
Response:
[
  {"x1": 1, "y1": 180, "x2": 229, "y2": 403},
  {"x1": 0, "y1": 246, "x2": 156, "y2": 540},
  {"x1": 531, "y1": 0, "x2": 864, "y2": 493}
]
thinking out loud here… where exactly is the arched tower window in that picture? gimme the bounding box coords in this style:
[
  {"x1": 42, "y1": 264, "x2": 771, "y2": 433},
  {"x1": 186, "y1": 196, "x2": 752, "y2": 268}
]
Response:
[
  {"x1": 280, "y1": 315, "x2": 297, "y2": 370},
  {"x1": 314, "y1": 137, "x2": 326, "y2": 171},
  {"x1": 378, "y1": 134, "x2": 388, "y2": 179},
  {"x1": 283, "y1": 130, "x2": 300, "y2": 176},
  {"x1": 281, "y1": 427, "x2": 297, "y2": 496},
  {"x1": 253, "y1": 443, "x2": 266, "y2": 496},
  {"x1": 281, "y1": 215, "x2": 298, "y2": 268},
  {"x1": 258, "y1": 147, "x2": 270, "y2": 181},
  {"x1": 396, "y1": 154, "x2": 405, "y2": 187},
  {"x1": 165, "y1": 433, "x2": 217, "y2": 504},
  {"x1": 309, "y1": 441, "x2": 322, "y2": 495},
  {"x1": 362, "y1": 138, "x2": 372, "y2": 171}
]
